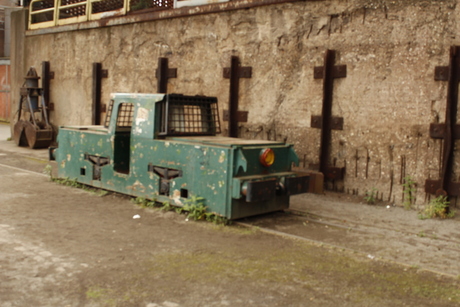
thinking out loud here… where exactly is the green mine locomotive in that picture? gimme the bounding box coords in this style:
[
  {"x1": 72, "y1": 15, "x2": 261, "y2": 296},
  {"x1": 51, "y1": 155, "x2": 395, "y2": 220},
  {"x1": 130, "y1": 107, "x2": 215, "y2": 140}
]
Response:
[{"x1": 50, "y1": 93, "x2": 311, "y2": 219}]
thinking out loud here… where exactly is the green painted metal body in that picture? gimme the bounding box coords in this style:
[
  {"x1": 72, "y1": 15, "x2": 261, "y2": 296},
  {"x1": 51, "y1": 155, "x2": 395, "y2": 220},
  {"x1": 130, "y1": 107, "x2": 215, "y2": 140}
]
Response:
[{"x1": 54, "y1": 93, "x2": 309, "y2": 219}]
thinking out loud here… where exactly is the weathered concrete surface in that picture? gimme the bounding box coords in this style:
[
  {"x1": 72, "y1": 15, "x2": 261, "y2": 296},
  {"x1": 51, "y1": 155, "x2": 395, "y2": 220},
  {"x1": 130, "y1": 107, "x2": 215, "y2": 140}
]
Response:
[
  {"x1": 0, "y1": 136, "x2": 460, "y2": 306},
  {"x1": 10, "y1": 0, "x2": 460, "y2": 207},
  {"x1": 10, "y1": 9, "x2": 26, "y2": 125}
]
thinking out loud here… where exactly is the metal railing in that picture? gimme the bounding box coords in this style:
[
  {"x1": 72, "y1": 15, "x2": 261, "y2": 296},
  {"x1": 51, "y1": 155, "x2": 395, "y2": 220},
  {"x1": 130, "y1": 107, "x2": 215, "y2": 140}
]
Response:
[
  {"x1": 29, "y1": 0, "x2": 228, "y2": 29},
  {"x1": 29, "y1": 0, "x2": 169, "y2": 29}
]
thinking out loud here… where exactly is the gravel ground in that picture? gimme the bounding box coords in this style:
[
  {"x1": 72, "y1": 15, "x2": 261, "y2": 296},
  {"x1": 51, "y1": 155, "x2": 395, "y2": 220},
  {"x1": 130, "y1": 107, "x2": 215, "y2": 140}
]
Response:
[{"x1": 0, "y1": 132, "x2": 459, "y2": 306}]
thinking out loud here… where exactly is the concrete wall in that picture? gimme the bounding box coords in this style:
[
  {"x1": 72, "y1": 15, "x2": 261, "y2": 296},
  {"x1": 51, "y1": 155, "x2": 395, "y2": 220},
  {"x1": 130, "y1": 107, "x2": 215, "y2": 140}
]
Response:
[
  {"x1": 10, "y1": 9, "x2": 26, "y2": 126},
  {"x1": 11, "y1": 0, "x2": 460, "y2": 206}
]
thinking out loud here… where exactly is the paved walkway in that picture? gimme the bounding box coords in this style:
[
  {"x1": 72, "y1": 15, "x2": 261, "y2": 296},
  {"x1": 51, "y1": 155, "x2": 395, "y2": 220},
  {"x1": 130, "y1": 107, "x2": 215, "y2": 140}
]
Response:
[
  {"x1": 0, "y1": 123, "x2": 49, "y2": 161},
  {"x1": 0, "y1": 138, "x2": 459, "y2": 306},
  {"x1": 0, "y1": 122, "x2": 11, "y2": 141}
]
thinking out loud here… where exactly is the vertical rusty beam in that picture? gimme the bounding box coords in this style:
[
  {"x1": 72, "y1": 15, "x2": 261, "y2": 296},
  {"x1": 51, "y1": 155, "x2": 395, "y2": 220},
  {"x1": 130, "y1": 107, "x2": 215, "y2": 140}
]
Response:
[
  {"x1": 155, "y1": 57, "x2": 177, "y2": 94},
  {"x1": 41, "y1": 61, "x2": 54, "y2": 118},
  {"x1": 41, "y1": 61, "x2": 53, "y2": 109},
  {"x1": 319, "y1": 50, "x2": 335, "y2": 176},
  {"x1": 425, "y1": 46, "x2": 460, "y2": 198},
  {"x1": 311, "y1": 49, "x2": 346, "y2": 181},
  {"x1": 92, "y1": 63, "x2": 102, "y2": 125},
  {"x1": 92, "y1": 63, "x2": 108, "y2": 125},
  {"x1": 157, "y1": 58, "x2": 169, "y2": 94},
  {"x1": 223, "y1": 56, "x2": 251, "y2": 138},
  {"x1": 440, "y1": 46, "x2": 460, "y2": 196},
  {"x1": 228, "y1": 56, "x2": 240, "y2": 138}
]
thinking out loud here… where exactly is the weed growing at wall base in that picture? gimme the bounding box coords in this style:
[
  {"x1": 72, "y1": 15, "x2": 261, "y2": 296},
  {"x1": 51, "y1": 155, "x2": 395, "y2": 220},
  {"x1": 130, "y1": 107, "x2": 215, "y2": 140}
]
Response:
[
  {"x1": 364, "y1": 188, "x2": 377, "y2": 205},
  {"x1": 419, "y1": 196, "x2": 455, "y2": 219}
]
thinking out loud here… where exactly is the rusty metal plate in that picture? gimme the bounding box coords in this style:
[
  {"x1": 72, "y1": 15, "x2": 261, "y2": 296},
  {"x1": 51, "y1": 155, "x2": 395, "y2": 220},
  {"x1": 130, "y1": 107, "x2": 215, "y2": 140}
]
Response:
[
  {"x1": 310, "y1": 115, "x2": 322, "y2": 128},
  {"x1": 429, "y1": 123, "x2": 445, "y2": 139},
  {"x1": 310, "y1": 115, "x2": 343, "y2": 130},
  {"x1": 239, "y1": 67, "x2": 252, "y2": 78},
  {"x1": 167, "y1": 68, "x2": 177, "y2": 78},
  {"x1": 434, "y1": 66, "x2": 449, "y2": 81},
  {"x1": 308, "y1": 163, "x2": 319, "y2": 171},
  {"x1": 314, "y1": 65, "x2": 347, "y2": 79},
  {"x1": 308, "y1": 164, "x2": 344, "y2": 180},
  {"x1": 223, "y1": 67, "x2": 252, "y2": 79},
  {"x1": 307, "y1": 171, "x2": 324, "y2": 194},
  {"x1": 429, "y1": 123, "x2": 460, "y2": 139},
  {"x1": 424, "y1": 179, "x2": 440, "y2": 194},
  {"x1": 245, "y1": 179, "x2": 276, "y2": 202},
  {"x1": 285, "y1": 174, "x2": 310, "y2": 196},
  {"x1": 223, "y1": 67, "x2": 230, "y2": 78},
  {"x1": 156, "y1": 68, "x2": 177, "y2": 78},
  {"x1": 330, "y1": 117, "x2": 344, "y2": 130},
  {"x1": 324, "y1": 166, "x2": 345, "y2": 180},
  {"x1": 425, "y1": 179, "x2": 460, "y2": 196},
  {"x1": 223, "y1": 110, "x2": 248, "y2": 122},
  {"x1": 313, "y1": 66, "x2": 323, "y2": 79}
]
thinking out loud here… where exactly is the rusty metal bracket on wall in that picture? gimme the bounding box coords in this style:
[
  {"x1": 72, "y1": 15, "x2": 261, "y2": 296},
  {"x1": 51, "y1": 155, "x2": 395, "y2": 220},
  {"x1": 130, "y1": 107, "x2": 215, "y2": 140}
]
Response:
[
  {"x1": 311, "y1": 49, "x2": 346, "y2": 181},
  {"x1": 425, "y1": 46, "x2": 460, "y2": 198},
  {"x1": 41, "y1": 61, "x2": 54, "y2": 113},
  {"x1": 92, "y1": 63, "x2": 108, "y2": 125},
  {"x1": 223, "y1": 56, "x2": 251, "y2": 137},
  {"x1": 156, "y1": 57, "x2": 177, "y2": 94}
]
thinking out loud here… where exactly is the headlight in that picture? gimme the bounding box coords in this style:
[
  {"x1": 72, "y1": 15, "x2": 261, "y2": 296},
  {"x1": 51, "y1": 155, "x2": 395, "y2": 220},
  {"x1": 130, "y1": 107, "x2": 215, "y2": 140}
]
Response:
[{"x1": 259, "y1": 148, "x2": 275, "y2": 167}]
